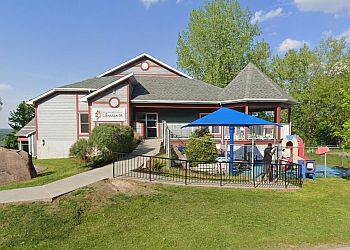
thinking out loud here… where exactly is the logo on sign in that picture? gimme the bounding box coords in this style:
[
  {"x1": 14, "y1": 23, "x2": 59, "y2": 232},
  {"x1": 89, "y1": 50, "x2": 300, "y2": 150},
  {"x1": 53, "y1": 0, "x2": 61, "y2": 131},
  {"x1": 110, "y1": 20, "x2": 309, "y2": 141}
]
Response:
[
  {"x1": 95, "y1": 110, "x2": 102, "y2": 121},
  {"x1": 92, "y1": 108, "x2": 126, "y2": 122}
]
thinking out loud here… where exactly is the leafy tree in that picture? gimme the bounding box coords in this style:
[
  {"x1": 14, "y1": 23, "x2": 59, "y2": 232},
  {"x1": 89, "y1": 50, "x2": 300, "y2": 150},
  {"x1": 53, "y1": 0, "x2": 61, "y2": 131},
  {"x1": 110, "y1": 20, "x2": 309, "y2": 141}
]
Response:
[
  {"x1": 176, "y1": 0, "x2": 271, "y2": 87},
  {"x1": 8, "y1": 101, "x2": 35, "y2": 131},
  {"x1": 269, "y1": 37, "x2": 350, "y2": 145},
  {"x1": 269, "y1": 44, "x2": 318, "y2": 144},
  {"x1": 4, "y1": 101, "x2": 35, "y2": 149}
]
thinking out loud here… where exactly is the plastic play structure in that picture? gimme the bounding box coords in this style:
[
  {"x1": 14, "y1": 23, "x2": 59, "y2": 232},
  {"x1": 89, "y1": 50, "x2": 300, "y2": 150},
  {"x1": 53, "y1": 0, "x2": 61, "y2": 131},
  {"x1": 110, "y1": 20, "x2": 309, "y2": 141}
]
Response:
[{"x1": 281, "y1": 135, "x2": 316, "y2": 181}]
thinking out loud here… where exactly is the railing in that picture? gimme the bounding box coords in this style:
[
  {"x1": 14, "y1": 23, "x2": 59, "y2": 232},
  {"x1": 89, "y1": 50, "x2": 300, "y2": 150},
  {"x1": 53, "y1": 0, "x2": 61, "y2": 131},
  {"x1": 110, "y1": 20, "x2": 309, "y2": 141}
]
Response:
[
  {"x1": 112, "y1": 153, "x2": 303, "y2": 189},
  {"x1": 163, "y1": 122, "x2": 291, "y2": 141}
]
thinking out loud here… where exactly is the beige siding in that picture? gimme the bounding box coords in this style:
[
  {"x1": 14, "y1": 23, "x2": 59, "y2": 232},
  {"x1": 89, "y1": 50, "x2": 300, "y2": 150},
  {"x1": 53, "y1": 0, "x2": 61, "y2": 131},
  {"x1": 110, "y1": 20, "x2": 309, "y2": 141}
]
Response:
[
  {"x1": 105, "y1": 58, "x2": 180, "y2": 77},
  {"x1": 78, "y1": 94, "x2": 88, "y2": 111},
  {"x1": 90, "y1": 82, "x2": 130, "y2": 130},
  {"x1": 37, "y1": 94, "x2": 77, "y2": 158}
]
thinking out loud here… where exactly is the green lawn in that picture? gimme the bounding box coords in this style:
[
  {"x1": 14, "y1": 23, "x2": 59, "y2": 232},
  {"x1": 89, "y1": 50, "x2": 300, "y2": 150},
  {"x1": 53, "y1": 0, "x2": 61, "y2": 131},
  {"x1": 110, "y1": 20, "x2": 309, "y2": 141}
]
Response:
[
  {"x1": 0, "y1": 178, "x2": 349, "y2": 249},
  {"x1": 305, "y1": 149, "x2": 350, "y2": 169},
  {"x1": 0, "y1": 158, "x2": 91, "y2": 191}
]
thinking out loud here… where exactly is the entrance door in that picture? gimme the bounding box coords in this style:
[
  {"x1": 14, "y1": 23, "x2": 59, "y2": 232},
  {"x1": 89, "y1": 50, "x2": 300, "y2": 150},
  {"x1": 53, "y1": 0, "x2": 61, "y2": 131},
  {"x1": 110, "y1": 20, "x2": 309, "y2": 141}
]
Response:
[{"x1": 146, "y1": 113, "x2": 158, "y2": 138}]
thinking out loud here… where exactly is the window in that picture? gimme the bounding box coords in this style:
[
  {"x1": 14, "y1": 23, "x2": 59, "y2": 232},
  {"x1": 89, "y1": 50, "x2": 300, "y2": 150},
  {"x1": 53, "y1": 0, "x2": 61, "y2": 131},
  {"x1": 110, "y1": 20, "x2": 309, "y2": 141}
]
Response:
[
  {"x1": 199, "y1": 114, "x2": 220, "y2": 134},
  {"x1": 80, "y1": 113, "x2": 89, "y2": 134}
]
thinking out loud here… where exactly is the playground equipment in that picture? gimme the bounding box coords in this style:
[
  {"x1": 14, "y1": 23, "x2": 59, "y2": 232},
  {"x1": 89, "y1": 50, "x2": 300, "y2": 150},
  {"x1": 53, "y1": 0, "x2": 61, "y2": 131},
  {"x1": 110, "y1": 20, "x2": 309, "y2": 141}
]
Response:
[{"x1": 281, "y1": 135, "x2": 316, "y2": 181}]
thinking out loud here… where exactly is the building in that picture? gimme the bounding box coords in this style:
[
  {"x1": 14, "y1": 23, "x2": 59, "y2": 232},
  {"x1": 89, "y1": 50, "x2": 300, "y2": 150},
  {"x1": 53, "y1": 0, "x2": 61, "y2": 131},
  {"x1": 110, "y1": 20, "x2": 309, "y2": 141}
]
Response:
[{"x1": 17, "y1": 53, "x2": 297, "y2": 159}]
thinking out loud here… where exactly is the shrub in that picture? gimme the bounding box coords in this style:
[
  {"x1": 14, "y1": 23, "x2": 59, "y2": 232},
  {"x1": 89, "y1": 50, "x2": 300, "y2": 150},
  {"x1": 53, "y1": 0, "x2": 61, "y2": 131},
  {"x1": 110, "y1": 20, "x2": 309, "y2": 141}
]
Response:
[
  {"x1": 89, "y1": 124, "x2": 136, "y2": 158},
  {"x1": 185, "y1": 129, "x2": 218, "y2": 163},
  {"x1": 69, "y1": 139, "x2": 94, "y2": 162},
  {"x1": 146, "y1": 158, "x2": 165, "y2": 171}
]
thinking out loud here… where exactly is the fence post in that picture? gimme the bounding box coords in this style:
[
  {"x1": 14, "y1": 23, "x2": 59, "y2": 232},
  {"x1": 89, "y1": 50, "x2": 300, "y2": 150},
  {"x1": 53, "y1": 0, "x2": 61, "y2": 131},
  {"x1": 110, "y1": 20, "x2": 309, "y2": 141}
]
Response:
[
  {"x1": 284, "y1": 164, "x2": 287, "y2": 189},
  {"x1": 253, "y1": 163, "x2": 256, "y2": 188},
  {"x1": 149, "y1": 156, "x2": 152, "y2": 182},
  {"x1": 219, "y1": 162, "x2": 222, "y2": 186},
  {"x1": 112, "y1": 160, "x2": 115, "y2": 178},
  {"x1": 185, "y1": 161, "x2": 188, "y2": 185}
]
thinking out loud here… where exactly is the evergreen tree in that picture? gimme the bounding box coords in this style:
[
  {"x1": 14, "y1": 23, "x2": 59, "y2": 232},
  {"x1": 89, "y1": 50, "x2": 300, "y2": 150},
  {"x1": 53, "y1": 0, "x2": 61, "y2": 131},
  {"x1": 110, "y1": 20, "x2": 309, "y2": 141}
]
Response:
[{"x1": 4, "y1": 101, "x2": 35, "y2": 149}]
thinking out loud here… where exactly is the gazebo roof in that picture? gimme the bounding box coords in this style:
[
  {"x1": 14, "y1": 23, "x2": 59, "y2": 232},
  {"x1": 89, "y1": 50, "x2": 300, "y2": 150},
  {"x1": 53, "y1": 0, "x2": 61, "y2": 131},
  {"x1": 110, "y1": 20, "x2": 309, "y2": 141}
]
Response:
[{"x1": 219, "y1": 63, "x2": 297, "y2": 105}]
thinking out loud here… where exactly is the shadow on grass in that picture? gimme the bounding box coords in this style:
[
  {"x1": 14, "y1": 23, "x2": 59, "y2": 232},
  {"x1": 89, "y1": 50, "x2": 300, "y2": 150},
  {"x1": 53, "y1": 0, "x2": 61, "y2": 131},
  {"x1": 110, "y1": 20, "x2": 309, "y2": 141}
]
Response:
[{"x1": 36, "y1": 171, "x2": 55, "y2": 177}]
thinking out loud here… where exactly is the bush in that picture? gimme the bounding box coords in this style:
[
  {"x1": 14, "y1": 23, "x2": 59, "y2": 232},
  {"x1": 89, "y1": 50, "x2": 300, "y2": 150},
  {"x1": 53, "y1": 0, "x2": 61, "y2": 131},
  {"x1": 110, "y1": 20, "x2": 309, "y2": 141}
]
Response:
[
  {"x1": 89, "y1": 124, "x2": 136, "y2": 158},
  {"x1": 69, "y1": 139, "x2": 94, "y2": 162},
  {"x1": 185, "y1": 129, "x2": 218, "y2": 163}
]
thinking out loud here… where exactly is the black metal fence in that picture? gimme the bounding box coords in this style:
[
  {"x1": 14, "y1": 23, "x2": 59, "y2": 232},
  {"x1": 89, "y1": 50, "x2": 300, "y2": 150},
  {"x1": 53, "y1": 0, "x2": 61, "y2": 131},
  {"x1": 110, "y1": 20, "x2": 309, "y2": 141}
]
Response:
[{"x1": 112, "y1": 153, "x2": 303, "y2": 189}]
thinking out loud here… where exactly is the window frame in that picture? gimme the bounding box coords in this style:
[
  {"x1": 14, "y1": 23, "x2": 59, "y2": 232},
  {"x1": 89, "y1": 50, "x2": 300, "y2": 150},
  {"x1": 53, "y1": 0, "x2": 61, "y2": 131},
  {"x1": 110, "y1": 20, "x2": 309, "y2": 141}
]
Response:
[{"x1": 79, "y1": 113, "x2": 90, "y2": 135}]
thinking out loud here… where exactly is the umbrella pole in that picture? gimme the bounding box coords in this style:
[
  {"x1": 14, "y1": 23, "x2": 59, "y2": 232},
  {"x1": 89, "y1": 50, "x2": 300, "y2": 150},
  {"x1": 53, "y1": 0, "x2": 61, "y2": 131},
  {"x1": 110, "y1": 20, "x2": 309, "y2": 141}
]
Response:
[
  {"x1": 229, "y1": 125, "x2": 235, "y2": 176},
  {"x1": 324, "y1": 153, "x2": 327, "y2": 178}
]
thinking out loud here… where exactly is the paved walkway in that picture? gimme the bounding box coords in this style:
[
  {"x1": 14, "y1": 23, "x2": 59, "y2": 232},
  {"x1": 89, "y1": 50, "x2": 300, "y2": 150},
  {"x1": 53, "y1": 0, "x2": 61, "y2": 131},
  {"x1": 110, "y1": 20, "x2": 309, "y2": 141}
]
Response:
[{"x1": 0, "y1": 139, "x2": 161, "y2": 204}]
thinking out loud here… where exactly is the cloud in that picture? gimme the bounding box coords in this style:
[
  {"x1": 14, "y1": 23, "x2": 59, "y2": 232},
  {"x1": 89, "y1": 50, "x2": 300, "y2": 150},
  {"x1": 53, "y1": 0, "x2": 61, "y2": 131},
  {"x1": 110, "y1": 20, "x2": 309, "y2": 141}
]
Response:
[
  {"x1": 294, "y1": 0, "x2": 350, "y2": 15},
  {"x1": 140, "y1": 0, "x2": 164, "y2": 8},
  {"x1": 322, "y1": 30, "x2": 333, "y2": 38},
  {"x1": 0, "y1": 84, "x2": 12, "y2": 92},
  {"x1": 176, "y1": 0, "x2": 183, "y2": 3},
  {"x1": 278, "y1": 38, "x2": 309, "y2": 52},
  {"x1": 251, "y1": 8, "x2": 284, "y2": 23},
  {"x1": 338, "y1": 28, "x2": 350, "y2": 43}
]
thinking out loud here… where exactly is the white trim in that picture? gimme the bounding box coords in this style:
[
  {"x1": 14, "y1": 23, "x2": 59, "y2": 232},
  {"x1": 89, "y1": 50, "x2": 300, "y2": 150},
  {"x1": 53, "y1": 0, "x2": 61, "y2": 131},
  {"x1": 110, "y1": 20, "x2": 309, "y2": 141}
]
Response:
[
  {"x1": 131, "y1": 98, "x2": 295, "y2": 105},
  {"x1": 80, "y1": 73, "x2": 134, "y2": 102},
  {"x1": 27, "y1": 88, "x2": 97, "y2": 105},
  {"x1": 220, "y1": 98, "x2": 295, "y2": 104},
  {"x1": 24, "y1": 131, "x2": 36, "y2": 137},
  {"x1": 96, "y1": 53, "x2": 193, "y2": 79},
  {"x1": 131, "y1": 100, "x2": 219, "y2": 104}
]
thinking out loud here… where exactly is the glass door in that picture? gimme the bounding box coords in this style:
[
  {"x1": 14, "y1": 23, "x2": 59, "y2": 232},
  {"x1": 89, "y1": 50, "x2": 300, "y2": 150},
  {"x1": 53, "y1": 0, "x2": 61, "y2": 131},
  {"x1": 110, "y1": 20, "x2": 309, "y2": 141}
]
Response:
[{"x1": 146, "y1": 113, "x2": 158, "y2": 138}]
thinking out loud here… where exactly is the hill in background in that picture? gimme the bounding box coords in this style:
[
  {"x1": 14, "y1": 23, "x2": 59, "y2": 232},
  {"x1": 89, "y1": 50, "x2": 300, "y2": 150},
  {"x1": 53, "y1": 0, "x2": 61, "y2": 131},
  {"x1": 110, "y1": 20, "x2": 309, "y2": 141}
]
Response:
[{"x1": 0, "y1": 129, "x2": 12, "y2": 147}]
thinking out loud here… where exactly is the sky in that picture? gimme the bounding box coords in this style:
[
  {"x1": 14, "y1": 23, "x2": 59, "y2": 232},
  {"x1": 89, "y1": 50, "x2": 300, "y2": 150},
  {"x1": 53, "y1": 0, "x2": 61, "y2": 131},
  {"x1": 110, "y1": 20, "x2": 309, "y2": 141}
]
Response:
[{"x1": 1, "y1": 0, "x2": 350, "y2": 128}]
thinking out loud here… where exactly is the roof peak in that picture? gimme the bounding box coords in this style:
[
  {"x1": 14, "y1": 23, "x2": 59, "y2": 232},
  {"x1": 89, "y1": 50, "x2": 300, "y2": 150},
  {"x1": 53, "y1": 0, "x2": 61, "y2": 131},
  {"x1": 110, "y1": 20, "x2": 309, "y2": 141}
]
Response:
[
  {"x1": 96, "y1": 53, "x2": 192, "y2": 79},
  {"x1": 220, "y1": 62, "x2": 297, "y2": 104}
]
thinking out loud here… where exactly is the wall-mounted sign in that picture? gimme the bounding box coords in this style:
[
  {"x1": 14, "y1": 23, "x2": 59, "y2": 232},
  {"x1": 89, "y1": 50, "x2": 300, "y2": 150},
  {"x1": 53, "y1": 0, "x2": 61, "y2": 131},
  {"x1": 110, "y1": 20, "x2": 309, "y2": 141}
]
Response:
[
  {"x1": 92, "y1": 108, "x2": 126, "y2": 122},
  {"x1": 109, "y1": 97, "x2": 120, "y2": 108}
]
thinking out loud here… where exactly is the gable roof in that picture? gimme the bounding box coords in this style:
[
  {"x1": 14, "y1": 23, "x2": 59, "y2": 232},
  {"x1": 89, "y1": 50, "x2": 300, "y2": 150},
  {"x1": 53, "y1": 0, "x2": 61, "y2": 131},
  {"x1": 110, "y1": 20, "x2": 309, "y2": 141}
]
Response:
[
  {"x1": 219, "y1": 63, "x2": 297, "y2": 104},
  {"x1": 96, "y1": 53, "x2": 193, "y2": 79},
  {"x1": 16, "y1": 118, "x2": 36, "y2": 137},
  {"x1": 131, "y1": 76, "x2": 222, "y2": 103},
  {"x1": 81, "y1": 73, "x2": 134, "y2": 102},
  {"x1": 59, "y1": 76, "x2": 123, "y2": 89}
]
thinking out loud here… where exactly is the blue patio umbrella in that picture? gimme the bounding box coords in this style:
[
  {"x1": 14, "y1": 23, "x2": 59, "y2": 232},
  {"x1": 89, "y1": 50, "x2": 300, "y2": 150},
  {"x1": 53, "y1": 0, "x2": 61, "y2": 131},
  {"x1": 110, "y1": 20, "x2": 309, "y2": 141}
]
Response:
[{"x1": 182, "y1": 107, "x2": 282, "y2": 175}]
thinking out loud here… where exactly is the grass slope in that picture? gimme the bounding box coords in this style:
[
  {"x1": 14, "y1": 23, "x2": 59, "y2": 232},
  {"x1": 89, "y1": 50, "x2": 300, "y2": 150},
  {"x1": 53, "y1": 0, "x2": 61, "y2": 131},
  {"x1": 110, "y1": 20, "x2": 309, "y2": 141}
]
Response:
[
  {"x1": 0, "y1": 158, "x2": 91, "y2": 191},
  {"x1": 0, "y1": 178, "x2": 349, "y2": 249}
]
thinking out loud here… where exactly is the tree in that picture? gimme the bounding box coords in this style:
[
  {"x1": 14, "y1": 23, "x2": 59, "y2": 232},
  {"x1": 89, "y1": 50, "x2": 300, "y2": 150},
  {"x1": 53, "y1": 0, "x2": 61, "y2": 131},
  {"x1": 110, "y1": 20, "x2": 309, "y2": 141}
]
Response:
[
  {"x1": 176, "y1": 0, "x2": 271, "y2": 88},
  {"x1": 4, "y1": 101, "x2": 35, "y2": 149},
  {"x1": 269, "y1": 44, "x2": 318, "y2": 144},
  {"x1": 269, "y1": 37, "x2": 350, "y2": 145},
  {"x1": 8, "y1": 101, "x2": 35, "y2": 131}
]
